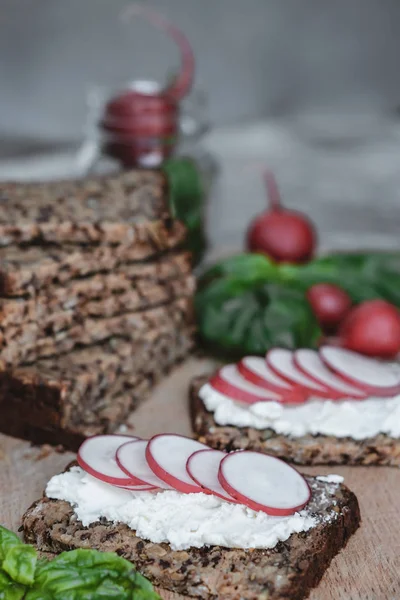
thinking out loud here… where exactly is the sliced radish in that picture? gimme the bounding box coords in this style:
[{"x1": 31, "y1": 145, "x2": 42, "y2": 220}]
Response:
[
  {"x1": 146, "y1": 434, "x2": 208, "y2": 493},
  {"x1": 294, "y1": 349, "x2": 367, "y2": 399},
  {"x1": 210, "y1": 364, "x2": 283, "y2": 405},
  {"x1": 218, "y1": 451, "x2": 311, "y2": 516},
  {"x1": 116, "y1": 440, "x2": 173, "y2": 490},
  {"x1": 186, "y1": 449, "x2": 237, "y2": 502},
  {"x1": 116, "y1": 483, "x2": 158, "y2": 491},
  {"x1": 77, "y1": 434, "x2": 141, "y2": 486},
  {"x1": 320, "y1": 346, "x2": 400, "y2": 396},
  {"x1": 238, "y1": 356, "x2": 308, "y2": 403},
  {"x1": 266, "y1": 348, "x2": 331, "y2": 397}
]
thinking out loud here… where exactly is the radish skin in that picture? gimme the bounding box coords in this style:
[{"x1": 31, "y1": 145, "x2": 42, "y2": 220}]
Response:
[
  {"x1": 218, "y1": 451, "x2": 311, "y2": 516},
  {"x1": 210, "y1": 364, "x2": 284, "y2": 404},
  {"x1": 320, "y1": 346, "x2": 400, "y2": 396},
  {"x1": 238, "y1": 356, "x2": 309, "y2": 403},
  {"x1": 77, "y1": 434, "x2": 141, "y2": 487},
  {"x1": 293, "y1": 349, "x2": 367, "y2": 400},
  {"x1": 146, "y1": 434, "x2": 208, "y2": 493},
  {"x1": 247, "y1": 170, "x2": 317, "y2": 264}
]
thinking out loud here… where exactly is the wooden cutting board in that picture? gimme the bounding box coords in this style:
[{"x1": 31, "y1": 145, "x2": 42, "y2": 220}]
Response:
[{"x1": 1, "y1": 357, "x2": 399, "y2": 600}]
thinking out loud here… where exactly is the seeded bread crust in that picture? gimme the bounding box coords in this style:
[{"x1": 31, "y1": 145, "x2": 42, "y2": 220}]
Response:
[
  {"x1": 189, "y1": 376, "x2": 400, "y2": 467},
  {"x1": 0, "y1": 221, "x2": 187, "y2": 297},
  {"x1": 22, "y1": 475, "x2": 360, "y2": 600},
  {"x1": 0, "y1": 326, "x2": 194, "y2": 450},
  {"x1": 0, "y1": 296, "x2": 194, "y2": 366},
  {"x1": 0, "y1": 170, "x2": 173, "y2": 247}
]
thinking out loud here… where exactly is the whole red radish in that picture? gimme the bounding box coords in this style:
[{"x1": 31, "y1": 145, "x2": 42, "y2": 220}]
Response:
[
  {"x1": 339, "y1": 299, "x2": 400, "y2": 358},
  {"x1": 101, "y1": 5, "x2": 195, "y2": 167},
  {"x1": 246, "y1": 170, "x2": 317, "y2": 263},
  {"x1": 307, "y1": 283, "x2": 352, "y2": 331}
]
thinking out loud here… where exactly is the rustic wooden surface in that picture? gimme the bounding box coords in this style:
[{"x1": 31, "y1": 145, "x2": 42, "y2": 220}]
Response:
[{"x1": 1, "y1": 356, "x2": 399, "y2": 600}]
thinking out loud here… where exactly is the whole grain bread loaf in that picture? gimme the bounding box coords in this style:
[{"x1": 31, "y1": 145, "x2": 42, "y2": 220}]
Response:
[
  {"x1": 0, "y1": 223, "x2": 187, "y2": 296},
  {"x1": 190, "y1": 376, "x2": 400, "y2": 467},
  {"x1": 0, "y1": 296, "x2": 194, "y2": 366},
  {"x1": 22, "y1": 474, "x2": 360, "y2": 600},
  {"x1": 0, "y1": 325, "x2": 194, "y2": 449},
  {"x1": 0, "y1": 170, "x2": 173, "y2": 246}
]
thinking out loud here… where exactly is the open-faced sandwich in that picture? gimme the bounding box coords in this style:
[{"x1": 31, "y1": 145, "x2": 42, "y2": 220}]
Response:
[
  {"x1": 190, "y1": 346, "x2": 400, "y2": 466},
  {"x1": 23, "y1": 433, "x2": 360, "y2": 600}
]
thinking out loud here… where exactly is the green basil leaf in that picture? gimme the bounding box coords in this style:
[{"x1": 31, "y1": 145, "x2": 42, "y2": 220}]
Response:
[
  {"x1": 196, "y1": 277, "x2": 321, "y2": 356},
  {"x1": 196, "y1": 250, "x2": 400, "y2": 355},
  {"x1": 163, "y1": 157, "x2": 206, "y2": 264},
  {"x1": 0, "y1": 570, "x2": 26, "y2": 600},
  {"x1": 0, "y1": 527, "x2": 21, "y2": 561},
  {"x1": 2, "y1": 545, "x2": 36, "y2": 586},
  {"x1": 26, "y1": 548, "x2": 160, "y2": 600},
  {"x1": 199, "y1": 253, "x2": 280, "y2": 287}
]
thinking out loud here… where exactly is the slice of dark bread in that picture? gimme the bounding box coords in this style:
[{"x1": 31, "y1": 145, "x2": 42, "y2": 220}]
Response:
[
  {"x1": 0, "y1": 296, "x2": 194, "y2": 366},
  {"x1": 0, "y1": 265, "x2": 194, "y2": 329},
  {"x1": 0, "y1": 235, "x2": 188, "y2": 297},
  {"x1": 0, "y1": 325, "x2": 194, "y2": 450},
  {"x1": 0, "y1": 170, "x2": 173, "y2": 246},
  {"x1": 190, "y1": 376, "x2": 400, "y2": 467},
  {"x1": 22, "y1": 474, "x2": 360, "y2": 600}
]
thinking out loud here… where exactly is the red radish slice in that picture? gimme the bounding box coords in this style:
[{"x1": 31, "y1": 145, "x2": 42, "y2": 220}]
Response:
[
  {"x1": 266, "y1": 348, "x2": 331, "y2": 397},
  {"x1": 146, "y1": 434, "x2": 208, "y2": 493},
  {"x1": 116, "y1": 440, "x2": 173, "y2": 490},
  {"x1": 77, "y1": 434, "x2": 141, "y2": 486},
  {"x1": 186, "y1": 449, "x2": 237, "y2": 502},
  {"x1": 218, "y1": 451, "x2": 311, "y2": 516},
  {"x1": 293, "y1": 349, "x2": 367, "y2": 399},
  {"x1": 210, "y1": 364, "x2": 283, "y2": 405},
  {"x1": 238, "y1": 356, "x2": 308, "y2": 403},
  {"x1": 320, "y1": 346, "x2": 400, "y2": 396},
  {"x1": 116, "y1": 483, "x2": 158, "y2": 491}
]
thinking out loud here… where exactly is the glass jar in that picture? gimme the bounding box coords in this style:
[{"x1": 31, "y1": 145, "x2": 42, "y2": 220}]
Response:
[{"x1": 74, "y1": 6, "x2": 217, "y2": 264}]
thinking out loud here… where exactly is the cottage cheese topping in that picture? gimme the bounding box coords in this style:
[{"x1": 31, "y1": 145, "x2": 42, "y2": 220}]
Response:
[
  {"x1": 200, "y1": 383, "x2": 400, "y2": 440},
  {"x1": 46, "y1": 467, "x2": 316, "y2": 551}
]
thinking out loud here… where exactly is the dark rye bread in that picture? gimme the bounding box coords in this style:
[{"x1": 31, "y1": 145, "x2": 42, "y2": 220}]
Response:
[
  {"x1": 0, "y1": 259, "x2": 194, "y2": 329},
  {"x1": 0, "y1": 221, "x2": 186, "y2": 297},
  {"x1": 22, "y1": 475, "x2": 360, "y2": 600},
  {"x1": 0, "y1": 325, "x2": 194, "y2": 450},
  {"x1": 0, "y1": 296, "x2": 194, "y2": 366},
  {"x1": 0, "y1": 170, "x2": 173, "y2": 246},
  {"x1": 190, "y1": 376, "x2": 400, "y2": 467}
]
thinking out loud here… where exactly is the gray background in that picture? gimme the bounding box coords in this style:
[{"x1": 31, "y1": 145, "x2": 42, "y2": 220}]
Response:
[
  {"x1": 1, "y1": 0, "x2": 400, "y2": 146},
  {"x1": 1, "y1": 0, "x2": 400, "y2": 257}
]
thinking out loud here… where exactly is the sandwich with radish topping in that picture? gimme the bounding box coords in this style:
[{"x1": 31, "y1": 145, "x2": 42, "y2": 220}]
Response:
[
  {"x1": 190, "y1": 346, "x2": 400, "y2": 466},
  {"x1": 23, "y1": 432, "x2": 360, "y2": 600}
]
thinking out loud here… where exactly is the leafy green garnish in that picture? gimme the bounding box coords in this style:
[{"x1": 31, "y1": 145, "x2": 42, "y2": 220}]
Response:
[
  {"x1": 0, "y1": 526, "x2": 159, "y2": 600},
  {"x1": 0, "y1": 570, "x2": 26, "y2": 600},
  {"x1": 163, "y1": 157, "x2": 206, "y2": 264},
  {"x1": 196, "y1": 251, "x2": 400, "y2": 356},
  {"x1": 0, "y1": 528, "x2": 21, "y2": 561},
  {"x1": 2, "y1": 546, "x2": 36, "y2": 587}
]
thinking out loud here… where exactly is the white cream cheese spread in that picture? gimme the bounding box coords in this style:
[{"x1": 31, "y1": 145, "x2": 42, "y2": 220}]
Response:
[
  {"x1": 199, "y1": 383, "x2": 400, "y2": 440},
  {"x1": 46, "y1": 466, "x2": 317, "y2": 551}
]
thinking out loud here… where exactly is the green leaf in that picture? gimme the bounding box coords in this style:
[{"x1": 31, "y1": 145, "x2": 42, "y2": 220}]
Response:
[
  {"x1": 2, "y1": 545, "x2": 36, "y2": 586},
  {"x1": 0, "y1": 527, "x2": 21, "y2": 561},
  {"x1": 0, "y1": 570, "x2": 26, "y2": 600},
  {"x1": 195, "y1": 276, "x2": 321, "y2": 356},
  {"x1": 199, "y1": 253, "x2": 280, "y2": 287},
  {"x1": 196, "y1": 250, "x2": 400, "y2": 355},
  {"x1": 25, "y1": 548, "x2": 160, "y2": 600},
  {"x1": 163, "y1": 157, "x2": 206, "y2": 264}
]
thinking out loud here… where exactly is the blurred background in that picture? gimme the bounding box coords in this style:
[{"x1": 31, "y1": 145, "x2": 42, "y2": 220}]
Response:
[{"x1": 1, "y1": 0, "x2": 400, "y2": 255}]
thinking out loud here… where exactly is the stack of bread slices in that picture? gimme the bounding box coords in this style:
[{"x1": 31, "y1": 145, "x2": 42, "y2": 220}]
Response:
[{"x1": 0, "y1": 169, "x2": 195, "y2": 449}]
